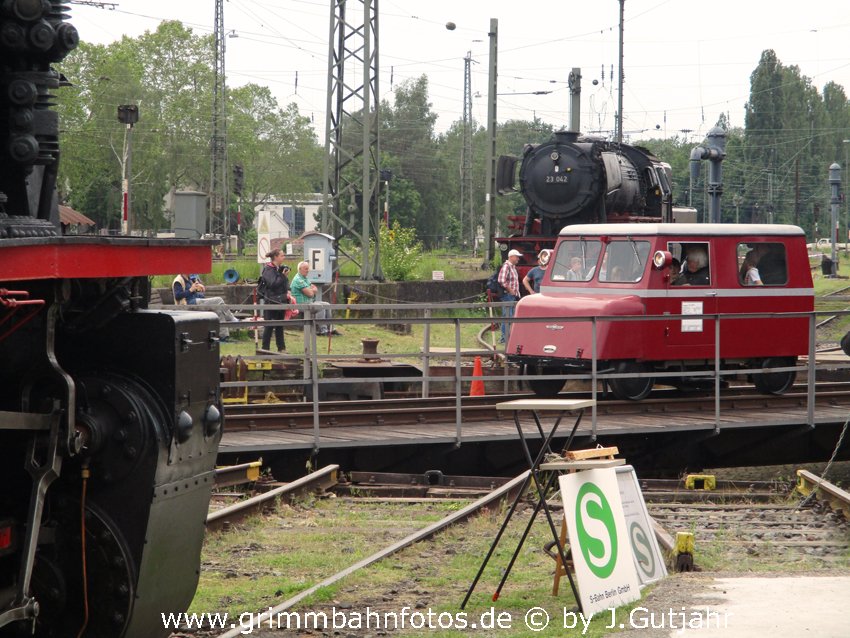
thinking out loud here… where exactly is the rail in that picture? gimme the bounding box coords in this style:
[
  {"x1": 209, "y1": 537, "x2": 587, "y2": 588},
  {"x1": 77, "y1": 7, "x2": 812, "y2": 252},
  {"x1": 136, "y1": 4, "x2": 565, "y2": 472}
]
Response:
[
  {"x1": 212, "y1": 301, "x2": 850, "y2": 450},
  {"x1": 206, "y1": 464, "x2": 340, "y2": 532},
  {"x1": 213, "y1": 460, "x2": 262, "y2": 488},
  {"x1": 213, "y1": 470, "x2": 530, "y2": 638},
  {"x1": 795, "y1": 469, "x2": 850, "y2": 518}
]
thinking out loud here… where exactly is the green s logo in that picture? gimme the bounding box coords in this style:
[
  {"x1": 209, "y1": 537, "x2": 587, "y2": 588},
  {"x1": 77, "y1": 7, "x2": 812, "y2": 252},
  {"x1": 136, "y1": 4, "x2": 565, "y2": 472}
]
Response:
[
  {"x1": 629, "y1": 521, "x2": 655, "y2": 577},
  {"x1": 575, "y1": 482, "x2": 618, "y2": 578}
]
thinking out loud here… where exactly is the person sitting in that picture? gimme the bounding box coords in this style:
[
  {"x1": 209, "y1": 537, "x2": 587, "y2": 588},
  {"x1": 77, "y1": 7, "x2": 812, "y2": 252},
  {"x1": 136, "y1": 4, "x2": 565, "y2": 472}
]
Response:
[
  {"x1": 672, "y1": 248, "x2": 710, "y2": 286},
  {"x1": 669, "y1": 257, "x2": 684, "y2": 284},
  {"x1": 291, "y1": 261, "x2": 340, "y2": 336},
  {"x1": 753, "y1": 244, "x2": 785, "y2": 284},
  {"x1": 172, "y1": 273, "x2": 238, "y2": 339},
  {"x1": 566, "y1": 257, "x2": 584, "y2": 281},
  {"x1": 740, "y1": 252, "x2": 763, "y2": 285}
]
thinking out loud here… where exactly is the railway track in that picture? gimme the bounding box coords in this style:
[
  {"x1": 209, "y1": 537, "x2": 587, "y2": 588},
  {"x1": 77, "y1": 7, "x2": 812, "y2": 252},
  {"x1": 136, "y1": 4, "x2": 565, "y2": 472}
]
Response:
[
  {"x1": 206, "y1": 467, "x2": 850, "y2": 570},
  {"x1": 644, "y1": 475, "x2": 850, "y2": 569},
  {"x1": 222, "y1": 381, "x2": 850, "y2": 431},
  {"x1": 186, "y1": 465, "x2": 848, "y2": 638}
]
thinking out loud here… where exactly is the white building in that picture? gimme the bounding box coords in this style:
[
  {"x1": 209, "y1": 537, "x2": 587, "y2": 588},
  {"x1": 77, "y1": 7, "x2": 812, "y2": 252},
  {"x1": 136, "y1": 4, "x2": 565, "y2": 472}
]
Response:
[{"x1": 254, "y1": 193, "x2": 322, "y2": 239}]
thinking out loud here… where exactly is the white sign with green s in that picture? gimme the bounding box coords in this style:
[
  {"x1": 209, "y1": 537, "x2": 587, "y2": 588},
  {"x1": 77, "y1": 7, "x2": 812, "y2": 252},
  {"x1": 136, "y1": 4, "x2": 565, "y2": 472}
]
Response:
[
  {"x1": 616, "y1": 465, "x2": 668, "y2": 586},
  {"x1": 559, "y1": 468, "x2": 641, "y2": 615}
]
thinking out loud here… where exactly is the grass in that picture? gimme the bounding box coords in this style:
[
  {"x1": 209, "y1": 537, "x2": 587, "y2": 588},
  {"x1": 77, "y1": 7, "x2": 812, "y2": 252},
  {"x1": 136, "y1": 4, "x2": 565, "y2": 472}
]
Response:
[
  {"x1": 192, "y1": 496, "x2": 648, "y2": 637},
  {"x1": 150, "y1": 258, "x2": 298, "y2": 288},
  {"x1": 192, "y1": 484, "x2": 850, "y2": 635},
  {"x1": 220, "y1": 310, "x2": 497, "y2": 360},
  {"x1": 812, "y1": 271, "x2": 850, "y2": 342},
  {"x1": 150, "y1": 250, "x2": 485, "y2": 284}
]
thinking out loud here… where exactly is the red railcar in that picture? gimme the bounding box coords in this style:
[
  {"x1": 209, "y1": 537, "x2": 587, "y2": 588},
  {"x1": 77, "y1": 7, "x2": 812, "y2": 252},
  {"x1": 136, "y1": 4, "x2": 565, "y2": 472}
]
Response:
[{"x1": 507, "y1": 223, "x2": 814, "y2": 400}]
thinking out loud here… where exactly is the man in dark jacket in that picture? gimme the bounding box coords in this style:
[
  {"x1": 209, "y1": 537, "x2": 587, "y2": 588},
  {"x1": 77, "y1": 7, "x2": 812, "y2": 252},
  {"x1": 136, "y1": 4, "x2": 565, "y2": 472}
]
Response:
[{"x1": 259, "y1": 248, "x2": 291, "y2": 352}]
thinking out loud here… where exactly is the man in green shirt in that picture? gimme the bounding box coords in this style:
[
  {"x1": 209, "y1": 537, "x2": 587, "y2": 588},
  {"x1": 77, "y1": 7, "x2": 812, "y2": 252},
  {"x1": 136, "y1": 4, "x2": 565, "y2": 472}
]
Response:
[{"x1": 291, "y1": 261, "x2": 340, "y2": 335}]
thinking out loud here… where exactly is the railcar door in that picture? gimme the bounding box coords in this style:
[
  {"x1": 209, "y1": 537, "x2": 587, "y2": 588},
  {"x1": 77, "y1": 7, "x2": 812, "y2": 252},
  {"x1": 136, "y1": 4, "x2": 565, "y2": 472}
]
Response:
[
  {"x1": 663, "y1": 241, "x2": 717, "y2": 352},
  {"x1": 720, "y1": 239, "x2": 807, "y2": 358}
]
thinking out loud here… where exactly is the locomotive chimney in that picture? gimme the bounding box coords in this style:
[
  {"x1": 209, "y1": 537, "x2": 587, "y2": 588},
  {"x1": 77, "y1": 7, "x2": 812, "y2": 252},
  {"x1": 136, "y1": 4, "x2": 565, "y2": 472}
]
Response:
[{"x1": 554, "y1": 130, "x2": 579, "y2": 144}]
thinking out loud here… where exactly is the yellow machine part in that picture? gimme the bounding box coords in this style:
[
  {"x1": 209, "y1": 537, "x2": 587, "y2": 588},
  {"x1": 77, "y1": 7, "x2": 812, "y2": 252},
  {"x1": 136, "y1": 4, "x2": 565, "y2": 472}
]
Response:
[{"x1": 685, "y1": 474, "x2": 716, "y2": 490}]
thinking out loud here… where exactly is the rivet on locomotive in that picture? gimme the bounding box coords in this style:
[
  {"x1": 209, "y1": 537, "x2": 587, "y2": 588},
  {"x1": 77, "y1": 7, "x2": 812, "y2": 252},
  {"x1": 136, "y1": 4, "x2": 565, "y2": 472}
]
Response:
[{"x1": 0, "y1": 3, "x2": 223, "y2": 637}]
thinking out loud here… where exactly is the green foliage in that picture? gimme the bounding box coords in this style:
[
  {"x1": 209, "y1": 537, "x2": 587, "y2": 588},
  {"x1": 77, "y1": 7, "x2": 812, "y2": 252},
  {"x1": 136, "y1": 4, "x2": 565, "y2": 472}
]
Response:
[
  {"x1": 54, "y1": 22, "x2": 322, "y2": 237},
  {"x1": 381, "y1": 76, "x2": 450, "y2": 248},
  {"x1": 411, "y1": 254, "x2": 462, "y2": 281},
  {"x1": 377, "y1": 221, "x2": 423, "y2": 281},
  {"x1": 742, "y1": 49, "x2": 835, "y2": 233}
]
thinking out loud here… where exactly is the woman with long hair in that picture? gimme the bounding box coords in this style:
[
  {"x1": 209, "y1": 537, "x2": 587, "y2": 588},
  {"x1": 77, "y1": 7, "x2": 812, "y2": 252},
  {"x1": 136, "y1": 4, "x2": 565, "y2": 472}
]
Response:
[{"x1": 259, "y1": 248, "x2": 290, "y2": 351}]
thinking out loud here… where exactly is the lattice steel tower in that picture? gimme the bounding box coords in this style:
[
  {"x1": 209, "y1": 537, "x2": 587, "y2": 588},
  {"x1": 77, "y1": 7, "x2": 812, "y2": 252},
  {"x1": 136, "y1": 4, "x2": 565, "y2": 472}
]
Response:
[
  {"x1": 209, "y1": 0, "x2": 228, "y2": 236},
  {"x1": 321, "y1": 0, "x2": 381, "y2": 280},
  {"x1": 461, "y1": 51, "x2": 474, "y2": 249}
]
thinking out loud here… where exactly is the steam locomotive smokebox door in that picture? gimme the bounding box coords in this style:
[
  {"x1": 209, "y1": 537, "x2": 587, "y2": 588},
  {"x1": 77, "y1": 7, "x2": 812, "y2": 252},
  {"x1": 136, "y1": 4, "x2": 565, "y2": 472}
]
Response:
[{"x1": 58, "y1": 309, "x2": 223, "y2": 637}]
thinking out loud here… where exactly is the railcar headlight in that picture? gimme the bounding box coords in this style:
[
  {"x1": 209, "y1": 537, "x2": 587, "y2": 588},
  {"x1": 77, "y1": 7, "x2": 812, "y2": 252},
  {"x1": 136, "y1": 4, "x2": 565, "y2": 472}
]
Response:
[{"x1": 653, "y1": 250, "x2": 673, "y2": 270}]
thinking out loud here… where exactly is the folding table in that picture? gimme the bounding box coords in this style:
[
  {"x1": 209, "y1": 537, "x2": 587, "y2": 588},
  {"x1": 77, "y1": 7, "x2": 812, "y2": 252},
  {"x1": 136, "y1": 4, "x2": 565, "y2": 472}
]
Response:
[{"x1": 461, "y1": 398, "x2": 595, "y2": 609}]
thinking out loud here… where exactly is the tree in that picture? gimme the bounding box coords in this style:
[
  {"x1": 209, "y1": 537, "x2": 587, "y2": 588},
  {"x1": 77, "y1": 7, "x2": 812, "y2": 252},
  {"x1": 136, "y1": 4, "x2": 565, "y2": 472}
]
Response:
[
  {"x1": 381, "y1": 76, "x2": 452, "y2": 247},
  {"x1": 55, "y1": 22, "x2": 214, "y2": 230},
  {"x1": 744, "y1": 49, "x2": 827, "y2": 229},
  {"x1": 228, "y1": 85, "x2": 322, "y2": 232},
  {"x1": 55, "y1": 21, "x2": 322, "y2": 238}
]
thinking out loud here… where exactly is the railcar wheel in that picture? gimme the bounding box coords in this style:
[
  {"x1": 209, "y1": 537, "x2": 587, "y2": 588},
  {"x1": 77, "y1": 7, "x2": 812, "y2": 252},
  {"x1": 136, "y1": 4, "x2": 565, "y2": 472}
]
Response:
[
  {"x1": 608, "y1": 361, "x2": 654, "y2": 401},
  {"x1": 526, "y1": 365, "x2": 564, "y2": 397},
  {"x1": 752, "y1": 357, "x2": 796, "y2": 395}
]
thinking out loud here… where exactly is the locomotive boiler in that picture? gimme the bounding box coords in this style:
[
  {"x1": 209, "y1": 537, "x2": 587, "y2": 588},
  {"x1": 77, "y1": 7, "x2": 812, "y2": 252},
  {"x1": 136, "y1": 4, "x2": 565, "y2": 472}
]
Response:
[
  {"x1": 1, "y1": 3, "x2": 223, "y2": 637},
  {"x1": 495, "y1": 130, "x2": 675, "y2": 274}
]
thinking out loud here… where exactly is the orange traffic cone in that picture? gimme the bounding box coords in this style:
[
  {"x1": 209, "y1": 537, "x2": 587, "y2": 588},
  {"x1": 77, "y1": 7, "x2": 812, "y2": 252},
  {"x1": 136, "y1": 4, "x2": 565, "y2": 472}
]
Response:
[{"x1": 470, "y1": 356, "x2": 485, "y2": 396}]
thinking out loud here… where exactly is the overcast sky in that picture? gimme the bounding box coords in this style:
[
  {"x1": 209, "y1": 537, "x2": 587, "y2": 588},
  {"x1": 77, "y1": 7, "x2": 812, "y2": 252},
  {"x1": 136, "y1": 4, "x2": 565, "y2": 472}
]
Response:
[{"x1": 70, "y1": 0, "x2": 850, "y2": 145}]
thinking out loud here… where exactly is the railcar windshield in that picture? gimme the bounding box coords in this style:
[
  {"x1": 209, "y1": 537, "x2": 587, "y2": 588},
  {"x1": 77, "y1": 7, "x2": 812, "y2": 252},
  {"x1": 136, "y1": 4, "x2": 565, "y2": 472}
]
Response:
[
  {"x1": 550, "y1": 239, "x2": 602, "y2": 282},
  {"x1": 599, "y1": 240, "x2": 651, "y2": 282}
]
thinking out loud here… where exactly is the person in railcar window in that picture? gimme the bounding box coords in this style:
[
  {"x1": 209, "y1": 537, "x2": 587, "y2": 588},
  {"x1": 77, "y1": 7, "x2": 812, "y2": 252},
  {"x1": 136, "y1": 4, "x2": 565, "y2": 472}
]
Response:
[
  {"x1": 754, "y1": 243, "x2": 787, "y2": 285},
  {"x1": 550, "y1": 240, "x2": 601, "y2": 281},
  {"x1": 741, "y1": 251, "x2": 764, "y2": 285},
  {"x1": 672, "y1": 246, "x2": 710, "y2": 285},
  {"x1": 669, "y1": 257, "x2": 683, "y2": 285},
  {"x1": 566, "y1": 256, "x2": 584, "y2": 280}
]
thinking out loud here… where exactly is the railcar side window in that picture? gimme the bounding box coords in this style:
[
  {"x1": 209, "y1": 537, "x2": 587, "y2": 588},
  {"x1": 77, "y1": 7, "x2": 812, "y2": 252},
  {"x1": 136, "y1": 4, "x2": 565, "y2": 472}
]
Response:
[
  {"x1": 668, "y1": 242, "x2": 711, "y2": 286},
  {"x1": 599, "y1": 240, "x2": 651, "y2": 282},
  {"x1": 737, "y1": 242, "x2": 787, "y2": 286},
  {"x1": 550, "y1": 239, "x2": 602, "y2": 282}
]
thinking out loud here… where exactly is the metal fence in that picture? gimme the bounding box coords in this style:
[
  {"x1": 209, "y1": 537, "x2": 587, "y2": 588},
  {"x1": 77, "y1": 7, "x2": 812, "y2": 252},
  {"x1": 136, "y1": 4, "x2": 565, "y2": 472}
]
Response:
[{"x1": 212, "y1": 300, "x2": 850, "y2": 448}]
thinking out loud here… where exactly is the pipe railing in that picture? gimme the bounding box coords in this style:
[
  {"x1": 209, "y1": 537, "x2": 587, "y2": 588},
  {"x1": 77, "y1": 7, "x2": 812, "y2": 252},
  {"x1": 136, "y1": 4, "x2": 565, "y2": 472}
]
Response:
[{"x1": 214, "y1": 300, "x2": 850, "y2": 451}]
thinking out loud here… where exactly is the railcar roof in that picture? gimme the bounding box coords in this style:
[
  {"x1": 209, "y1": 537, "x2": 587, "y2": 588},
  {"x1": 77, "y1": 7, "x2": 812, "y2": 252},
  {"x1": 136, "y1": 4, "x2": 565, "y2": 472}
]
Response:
[{"x1": 557, "y1": 223, "x2": 805, "y2": 237}]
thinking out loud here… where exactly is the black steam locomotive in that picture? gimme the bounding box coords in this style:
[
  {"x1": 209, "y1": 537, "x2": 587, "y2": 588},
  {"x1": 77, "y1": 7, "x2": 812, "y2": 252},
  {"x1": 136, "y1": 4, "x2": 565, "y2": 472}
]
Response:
[
  {"x1": 1, "y1": 3, "x2": 222, "y2": 637},
  {"x1": 496, "y1": 130, "x2": 674, "y2": 271}
]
